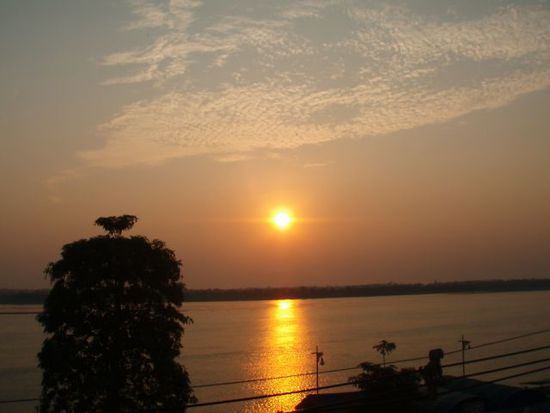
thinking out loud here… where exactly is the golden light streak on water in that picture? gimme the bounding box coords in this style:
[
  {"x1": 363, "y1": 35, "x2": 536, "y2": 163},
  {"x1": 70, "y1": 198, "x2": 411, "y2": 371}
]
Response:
[{"x1": 245, "y1": 299, "x2": 311, "y2": 413}]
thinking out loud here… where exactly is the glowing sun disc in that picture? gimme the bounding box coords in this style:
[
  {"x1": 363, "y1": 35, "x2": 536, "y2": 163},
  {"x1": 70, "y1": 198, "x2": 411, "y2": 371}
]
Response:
[{"x1": 272, "y1": 210, "x2": 293, "y2": 230}]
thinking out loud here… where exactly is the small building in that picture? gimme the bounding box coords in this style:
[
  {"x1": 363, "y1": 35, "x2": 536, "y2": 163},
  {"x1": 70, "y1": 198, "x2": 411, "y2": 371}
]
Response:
[
  {"x1": 291, "y1": 379, "x2": 549, "y2": 413},
  {"x1": 431, "y1": 391, "x2": 485, "y2": 413},
  {"x1": 294, "y1": 391, "x2": 367, "y2": 412},
  {"x1": 443, "y1": 377, "x2": 549, "y2": 411}
]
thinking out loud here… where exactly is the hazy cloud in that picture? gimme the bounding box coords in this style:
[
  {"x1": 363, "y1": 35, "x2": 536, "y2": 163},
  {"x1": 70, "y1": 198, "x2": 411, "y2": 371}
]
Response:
[{"x1": 86, "y1": 0, "x2": 550, "y2": 167}]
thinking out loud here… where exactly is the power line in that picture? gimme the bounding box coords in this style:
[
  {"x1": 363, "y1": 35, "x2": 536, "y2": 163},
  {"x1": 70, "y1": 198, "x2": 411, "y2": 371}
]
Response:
[
  {"x1": 442, "y1": 344, "x2": 550, "y2": 368},
  {"x1": 189, "y1": 354, "x2": 550, "y2": 410},
  {"x1": 469, "y1": 328, "x2": 550, "y2": 350},
  {"x1": 194, "y1": 371, "x2": 324, "y2": 389},
  {"x1": 463, "y1": 356, "x2": 550, "y2": 378},
  {"x1": 0, "y1": 311, "x2": 41, "y2": 315},
  {"x1": 187, "y1": 382, "x2": 352, "y2": 409},
  {"x1": 0, "y1": 397, "x2": 39, "y2": 405},
  {"x1": 1, "y1": 313, "x2": 547, "y2": 389},
  {"x1": 193, "y1": 365, "x2": 362, "y2": 389},
  {"x1": 464, "y1": 363, "x2": 550, "y2": 387},
  {"x1": 285, "y1": 358, "x2": 550, "y2": 413},
  {"x1": 298, "y1": 365, "x2": 550, "y2": 413},
  {"x1": 1, "y1": 310, "x2": 549, "y2": 397},
  {"x1": 193, "y1": 328, "x2": 550, "y2": 388},
  {"x1": 2, "y1": 352, "x2": 549, "y2": 409},
  {"x1": 442, "y1": 328, "x2": 550, "y2": 356}
]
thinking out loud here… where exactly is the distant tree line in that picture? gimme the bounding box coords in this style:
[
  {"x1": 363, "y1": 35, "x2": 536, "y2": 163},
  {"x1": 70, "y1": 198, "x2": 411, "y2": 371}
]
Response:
[
  {"x1": 0, "y1": 288, "x2": 49, "y2": 304},
  {"x1": 186, "y1": 278, "x2": 550, "y2": 301},
  {"x1": 2, "y1": 278, "x2": 550, "y2": 304}
]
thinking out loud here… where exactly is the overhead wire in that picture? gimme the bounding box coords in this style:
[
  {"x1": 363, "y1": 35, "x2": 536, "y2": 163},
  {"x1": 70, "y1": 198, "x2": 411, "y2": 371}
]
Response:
[
  {"x1": 0, "y1": 397, "x2": 39, "y2": 405},
  {"x1": 442, "y1": 344, "x2": 550, "y2": 368},
  {"x1": 1, "y1": 310, "x2": 549, "y2": 406},
  {"x1": 194, "y1": 328, "x2": 550, "y2": 389},
  {"x1": 187, "y1": 382, "x2": 353, "y2": 409},
  {"x1": 185, "y1": 349, "x2": 550, "y2": 410},
  {"x1": 468, "y1": 328, "x2": 550, "y2": 350},
  {"x1": 1, "y1": 346, "x2": 549, "y2": 409},
  {"x1": 285, "y1": 357, "x2": 550, "y2": 412},
  {"x1": 0, "y1": 310, "x2": 548, "y2": 390},
  {"x1": 292, "y1": 365, "x2": 550, "y2": 413},
  {"x1": 0, "y1": 311, "x2": 41, "y2": 315}
]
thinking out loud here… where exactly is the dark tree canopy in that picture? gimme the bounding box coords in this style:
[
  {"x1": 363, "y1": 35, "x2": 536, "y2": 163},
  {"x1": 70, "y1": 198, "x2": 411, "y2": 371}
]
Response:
[
  {"x1": 349, "y1": 363, "x2": 421, "y2": 413},
  {"x1": 373, "y1": 339, "x2": 396, "y2": 366},
  {"x1": 38, "y1": 216, "x2": 194, "y2": 413},
  {"x1": 373, "y1": 340, "x2": 396, "y2": 357},
  {"x1": 95, "y1": 214, "x2": 138, "y2": 236}
]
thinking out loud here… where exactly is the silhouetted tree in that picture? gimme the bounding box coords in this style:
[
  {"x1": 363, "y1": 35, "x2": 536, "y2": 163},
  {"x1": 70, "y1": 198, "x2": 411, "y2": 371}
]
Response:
[
  {"x1": 37, "y1": 215, "x2": 194, "y2": 413},
  {"x1": 349, "y1": 363, "x2": 421, "y2": 412},
  {"x1": 94, "y1": 214, "x2": 138, "y2": 236},
  {"x1": 373, "y1": 340, "x2": 396, "y2": 366}
]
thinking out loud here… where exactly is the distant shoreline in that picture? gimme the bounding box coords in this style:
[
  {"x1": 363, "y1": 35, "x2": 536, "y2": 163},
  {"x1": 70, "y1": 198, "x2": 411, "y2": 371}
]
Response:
[{"x1": 1, "y1": 278, "x2": 550, "y2": 304}]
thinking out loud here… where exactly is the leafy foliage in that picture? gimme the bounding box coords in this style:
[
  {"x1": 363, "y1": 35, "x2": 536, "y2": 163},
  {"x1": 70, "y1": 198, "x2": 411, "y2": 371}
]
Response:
[
  {"x1": 94, "y1": 214, "x2": 138, "y2": 236},
  {"x1": 349, "y1": 363, "x2": 421, "y2": 412},
  {"x1": 37, "y1": 217, "x2": 194, "y2": 412},
  {"x1": 373, "y1": 339, "x2": 396, "y2": 366}
]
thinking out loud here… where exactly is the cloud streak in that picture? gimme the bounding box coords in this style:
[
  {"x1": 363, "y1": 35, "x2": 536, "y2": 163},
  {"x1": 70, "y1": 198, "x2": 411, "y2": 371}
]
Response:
[{"x1": 85, "y1": 0, "x2": 550, "y2": 167}]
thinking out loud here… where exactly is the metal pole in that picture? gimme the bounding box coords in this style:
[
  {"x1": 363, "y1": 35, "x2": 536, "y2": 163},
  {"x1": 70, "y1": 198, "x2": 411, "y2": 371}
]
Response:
[
  {"x1": 459, "y1": 335, "x2": 470, "y2": 376},
  {"x1": 316, "y1": 345, "x2": 319, "y2": 394},
  {"x1": 311, "y1": 345, "x2": 323, "y2": 394},
  {"x1": 461, "y1": 335, "x2": 465, "y2": 376}
]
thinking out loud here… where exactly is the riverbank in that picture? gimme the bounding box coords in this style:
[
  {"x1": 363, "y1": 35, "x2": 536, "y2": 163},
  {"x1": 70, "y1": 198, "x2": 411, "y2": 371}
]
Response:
[{"x1": 2, "y1": 278, "x2": 550, "y2": 304}]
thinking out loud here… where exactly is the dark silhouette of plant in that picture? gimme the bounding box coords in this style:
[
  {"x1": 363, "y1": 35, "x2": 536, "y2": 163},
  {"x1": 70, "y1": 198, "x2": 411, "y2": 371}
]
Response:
[
  {"x1": 94, "y1": 214, "x2": 138, "y2": 236},
  {"x1": 373, "y1": 340, "x2": 396, "y2": 366},
  {"x1": 349, "y1": 363, "x2": 421, "y2": 412},
  {"x1": 37, "y1": 216, "x2": 194, "y2": 413}
]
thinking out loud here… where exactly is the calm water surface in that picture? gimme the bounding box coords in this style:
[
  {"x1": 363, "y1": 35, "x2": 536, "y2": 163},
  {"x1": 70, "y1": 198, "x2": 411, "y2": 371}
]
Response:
[{"x1": 1, "y1": 291, "x2": 549, "y2": 412}]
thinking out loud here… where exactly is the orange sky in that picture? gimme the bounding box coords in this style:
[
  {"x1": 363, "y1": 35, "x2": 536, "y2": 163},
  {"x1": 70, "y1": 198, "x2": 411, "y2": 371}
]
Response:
[{"x1": 1, "y1": 1, "x2": 550, "y2": 288}]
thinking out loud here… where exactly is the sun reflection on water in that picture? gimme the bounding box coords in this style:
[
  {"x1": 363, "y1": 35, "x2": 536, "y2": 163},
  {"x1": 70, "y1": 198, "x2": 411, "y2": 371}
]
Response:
[
  {"x1": 245, "y1": 299, "x2": 310, "y2": 413},
  {"x1": 278, "y1": 300, "x2": 292, "y2": 311}
]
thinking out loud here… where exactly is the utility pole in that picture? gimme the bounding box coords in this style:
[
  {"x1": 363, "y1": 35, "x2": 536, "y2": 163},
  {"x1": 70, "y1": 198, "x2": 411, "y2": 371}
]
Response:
[
  {"x1": 459, "y1": 335, "x2": 471, "y2": 376},
  {"x1": 311, "y1": 345, "x2": 325, "y2": 394}
]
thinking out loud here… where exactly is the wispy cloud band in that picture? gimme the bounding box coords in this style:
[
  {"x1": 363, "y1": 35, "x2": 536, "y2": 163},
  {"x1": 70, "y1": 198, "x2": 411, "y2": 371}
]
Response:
[{"x1": 84, "y1": 0, "x2": 550, "y2": 167}]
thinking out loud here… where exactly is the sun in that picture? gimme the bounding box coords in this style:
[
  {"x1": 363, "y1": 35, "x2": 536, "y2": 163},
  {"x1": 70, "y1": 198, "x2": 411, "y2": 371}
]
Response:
[{"x1": 271, "y1": 210, "x2": 294, "y2": 231}]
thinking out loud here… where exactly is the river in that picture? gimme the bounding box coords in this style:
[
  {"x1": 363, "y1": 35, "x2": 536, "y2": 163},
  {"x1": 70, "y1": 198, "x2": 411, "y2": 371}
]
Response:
[{"x1": 1, "y1": 291, "x2": 549, "y2": 412}]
